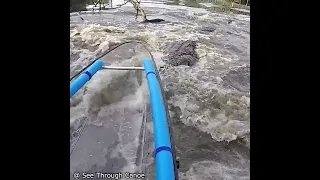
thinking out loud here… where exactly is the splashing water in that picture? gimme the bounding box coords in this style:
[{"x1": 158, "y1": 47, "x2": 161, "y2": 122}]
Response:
[{"x1": 70, "y1": 1, "x2": 249, "y2": 179}]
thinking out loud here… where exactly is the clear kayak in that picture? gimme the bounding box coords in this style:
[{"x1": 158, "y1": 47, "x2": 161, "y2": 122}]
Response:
[{"x1": 70, "y1": 41, "x2": 179, "y2": 180}]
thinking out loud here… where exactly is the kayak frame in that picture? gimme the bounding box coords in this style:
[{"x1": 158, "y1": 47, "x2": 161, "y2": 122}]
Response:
[
  {"x1": 70, "y1": 52, "x2": 178, "y2": 180},
  {"x1": 70, "y1": 59, "x2": 104, "y2": 98},
  {"x1": 143, "y1": 58, "x2": 175, "y2": 180}
]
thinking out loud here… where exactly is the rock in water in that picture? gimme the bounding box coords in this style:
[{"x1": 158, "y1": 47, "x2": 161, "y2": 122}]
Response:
[
  {"x1": 165, "y1": 40, "x2": 198, "y2": 66},
  {"x1": 222, "y1": 65, "x2": 250, "y2": 92},
  {"x1": 197, "y1": 25, "x2": 217, "y2": 34}
]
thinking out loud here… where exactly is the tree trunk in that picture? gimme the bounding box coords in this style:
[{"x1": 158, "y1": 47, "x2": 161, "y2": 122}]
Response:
[{"x1": 133, "y1": 1, "x2": 147, "y2": 21}]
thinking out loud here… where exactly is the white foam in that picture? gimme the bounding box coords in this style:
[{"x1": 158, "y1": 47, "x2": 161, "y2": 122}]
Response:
[
  {"x1": 70, "y1": 42, "x2": 150, "y2": 168},
  {"x1": 70, "y1": 4, "x2": 250, "y2": 143},
  {"x1": 179, "y1": 160, "x2": 250, "y2": 180}
]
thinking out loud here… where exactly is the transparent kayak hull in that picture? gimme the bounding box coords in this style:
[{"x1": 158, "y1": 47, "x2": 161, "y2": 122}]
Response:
[{"x1": 70, "y1": 42, "x2": 178, "y2": 180}]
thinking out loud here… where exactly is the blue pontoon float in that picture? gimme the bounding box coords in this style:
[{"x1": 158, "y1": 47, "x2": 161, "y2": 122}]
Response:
[{"x1": 70, "y1": 45, "x2": 179, "y2": 180}]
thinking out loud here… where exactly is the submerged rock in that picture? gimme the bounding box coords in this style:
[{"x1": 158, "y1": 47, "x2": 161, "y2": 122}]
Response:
[
  {"x1": 164, "y1": 40, "x2": 199, "y2": 66},
  {"x1": 222, "y1": 65, "x2": 250, "y2": 92},
  {"x1": 197, "y1": 25, "x2": 217, "y2": 34}
]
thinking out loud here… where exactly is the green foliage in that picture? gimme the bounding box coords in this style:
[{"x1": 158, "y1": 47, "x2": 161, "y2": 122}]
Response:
[
  {"x1": 70, "y1": 0, "x2": 88, "y2": 12},
  {"x1": 92, "y1": 0, "x2": 110, "y2": 5},
  {"x1": 183, "y1": 0, "x2": 202, "y2": 8},
  {"x1": 70, "y1": 0, "x2": 110, "y2": 13}
]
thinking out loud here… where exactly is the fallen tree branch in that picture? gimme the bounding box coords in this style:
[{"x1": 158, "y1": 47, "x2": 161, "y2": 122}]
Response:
[
  {"x1": 76, "y1": 12, "x2": 84, "y2": 20},
  {"x1": 76, "y1": 0, "x2": 163, "y2": 23},
  {"x1": 116, "y1": 0, "x2": 146, "y2": 21},
  {"x1": 116, "y1": 0, "x2": 131, "y2": 7}
]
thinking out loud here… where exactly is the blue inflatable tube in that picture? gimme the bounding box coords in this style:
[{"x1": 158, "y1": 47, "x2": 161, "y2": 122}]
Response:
[
  {"x1": 143, "y1": 58, "x2": 175, "y2": 180},
  {"x1": 70, "y1": 60, "x2": 104, "y2": 98}
]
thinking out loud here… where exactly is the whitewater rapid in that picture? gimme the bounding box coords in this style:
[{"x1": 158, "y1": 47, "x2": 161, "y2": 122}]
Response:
[{"x1": 70, "y1": 1, "x2": 249, "y2": 179}]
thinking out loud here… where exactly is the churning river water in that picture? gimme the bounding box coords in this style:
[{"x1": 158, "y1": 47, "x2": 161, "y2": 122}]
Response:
[{"x1": 70, "y1": 1, "x2": 250, "y2": 179}]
